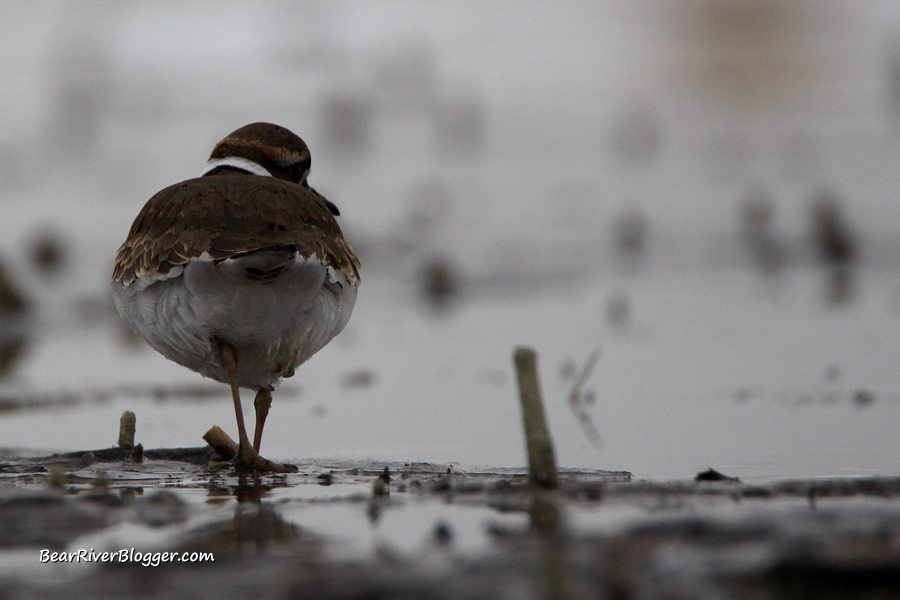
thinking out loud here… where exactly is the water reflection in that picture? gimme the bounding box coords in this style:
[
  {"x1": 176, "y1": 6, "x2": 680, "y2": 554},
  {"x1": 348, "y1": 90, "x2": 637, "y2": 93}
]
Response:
[
  {"x1": 525, "y1": 494, "x2": 575, "y2": 600},
  {"x1": 529, "y1": 493, "x2": 563, "y2": 535},
  {"x1": 207, "y1": 472, "x2": 292, "y2": 504},
  {"x1": 184, "y1": 503, "x2": 313, "y2": 559}
]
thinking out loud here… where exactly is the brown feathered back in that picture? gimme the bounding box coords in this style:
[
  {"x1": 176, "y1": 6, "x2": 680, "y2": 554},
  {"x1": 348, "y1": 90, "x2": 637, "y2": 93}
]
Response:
[{"x1": 112, "y1": 174, "x2": 359, "y2": 287}]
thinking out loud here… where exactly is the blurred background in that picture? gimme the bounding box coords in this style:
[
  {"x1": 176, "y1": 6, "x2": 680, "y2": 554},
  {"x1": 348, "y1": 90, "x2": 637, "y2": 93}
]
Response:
[{"x1": 2, "y1": 0, "x2": 900, "y2": 479}]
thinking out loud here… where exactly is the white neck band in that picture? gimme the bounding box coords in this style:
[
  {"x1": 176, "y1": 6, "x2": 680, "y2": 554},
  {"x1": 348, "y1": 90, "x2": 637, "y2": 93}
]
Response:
[{"x1": 201, "y1": 156, "x2": 272, "y2": 177}]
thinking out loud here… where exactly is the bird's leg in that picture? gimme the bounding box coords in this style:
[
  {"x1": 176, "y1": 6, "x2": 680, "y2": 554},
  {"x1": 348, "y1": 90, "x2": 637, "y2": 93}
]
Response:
[
  {"x1": 253, "y1": 386, "x2": 274, "y2": 452},
  {"x1": 216, "y1": 339, "x2": 297, "y2": 474},
  {"x1": 216, "y1": 339, "x2": 254, "y2": 457}
]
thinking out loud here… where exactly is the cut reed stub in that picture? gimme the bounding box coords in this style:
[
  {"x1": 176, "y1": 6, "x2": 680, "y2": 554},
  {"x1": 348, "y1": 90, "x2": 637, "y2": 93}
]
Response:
[
  {"x1": 118, "y1": 411, "x2": 136, "y2": 449},
  {"x1": 513, "y1": 347, "x2": 559, "y2": 489},
  {"x1": 203, "y1": 425, "x2": 239, "y2": 460}
]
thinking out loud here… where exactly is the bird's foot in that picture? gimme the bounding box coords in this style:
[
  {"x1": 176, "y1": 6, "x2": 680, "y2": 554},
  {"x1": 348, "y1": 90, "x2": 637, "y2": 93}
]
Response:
[{"x1": 234, "y1": 446, "x2": 298, "y2": 473}]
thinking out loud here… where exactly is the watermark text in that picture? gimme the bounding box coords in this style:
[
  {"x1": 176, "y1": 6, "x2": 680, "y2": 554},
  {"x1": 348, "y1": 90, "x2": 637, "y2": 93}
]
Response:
[{"x1": 39, "y1": 548, "x2": 214, "y2": 568}]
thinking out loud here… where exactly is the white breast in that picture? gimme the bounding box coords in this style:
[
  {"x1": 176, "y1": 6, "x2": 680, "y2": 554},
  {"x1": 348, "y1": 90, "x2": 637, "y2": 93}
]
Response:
[{"x1": 111, "y1": 252, "x2": 358, "y2": 389}]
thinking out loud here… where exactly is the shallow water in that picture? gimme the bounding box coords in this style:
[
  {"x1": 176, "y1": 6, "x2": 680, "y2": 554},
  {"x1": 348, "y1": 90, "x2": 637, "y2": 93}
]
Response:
[
  {"x1": 4, "y1": 263, "x2": 900, "y2": 481},
  {"x1": 3, "y1": 1, "x2": 900, "y2": 483}
]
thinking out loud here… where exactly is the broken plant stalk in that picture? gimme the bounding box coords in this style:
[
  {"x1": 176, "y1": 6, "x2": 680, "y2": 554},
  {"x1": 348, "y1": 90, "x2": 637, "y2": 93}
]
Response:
[
  {"x1": 513, "y1": 346, "x2": 559, "y2": 489},
  {"x1": 118, "y1": 411, "x2": 136, "y2": 449},
  {"x1": 203, "y1": 425, "x2": 239, "y2": 459}
]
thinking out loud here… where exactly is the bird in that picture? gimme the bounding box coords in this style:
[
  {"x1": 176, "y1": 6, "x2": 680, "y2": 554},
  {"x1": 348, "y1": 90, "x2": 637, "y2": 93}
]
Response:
[{"x1": 111, "y1": 123, "x2": 360, "y2": 473}]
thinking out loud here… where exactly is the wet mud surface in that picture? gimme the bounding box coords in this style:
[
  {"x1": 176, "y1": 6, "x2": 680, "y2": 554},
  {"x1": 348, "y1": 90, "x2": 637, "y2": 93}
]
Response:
[{"x1": 3, "y1": 450, "x2": 900, "y2": 599}]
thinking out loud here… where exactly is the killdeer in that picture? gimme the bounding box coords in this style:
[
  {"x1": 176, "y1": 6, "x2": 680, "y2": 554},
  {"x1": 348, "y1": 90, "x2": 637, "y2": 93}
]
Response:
[{"x1": 111, "y1": 123, "x2": 360, "y2": 473}]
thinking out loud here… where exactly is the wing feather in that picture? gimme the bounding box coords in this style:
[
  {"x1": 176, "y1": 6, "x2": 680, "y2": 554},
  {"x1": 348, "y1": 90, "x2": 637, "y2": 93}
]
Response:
[{"x1": 112, "y1": 175, "x2": 359, "y2": 287}]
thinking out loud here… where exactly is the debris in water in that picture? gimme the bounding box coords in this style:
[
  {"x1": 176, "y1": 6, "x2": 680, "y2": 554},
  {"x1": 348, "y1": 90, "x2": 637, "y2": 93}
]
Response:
[
  {"x1": 513, "y1": 347, "x2": 559, "y2": 490},
  {"x1": 810, "y1": 187, "x2": 857, "y2": 266},
  {"x1": 28, "y1": 227, "x2": 67, "y2": 276},
  {"x1": 0, "y1": 256, "x2": 32, "y2": 379},
  {"x1": 612, "y1": 207, "x2": 649, "y2": 264},
  {"x1": 373, "y1": 466, "x2": 391, "y2": 497},
  {"x1": 606, "y1": 290, "x2": 631, "y2": 330},
  {"x1": 0, "y1": 258, "x2": 31, "y2": 315},
  {"x1": 129, "y1": 442, "x2": 143, "y2": 463},
  {"x1": 695, "y1": 467, "x2": 740, "y2": 482},
  {"x1": 341, "y1": 369, "x2": 377, "y2": 389},
  {"x1": 568, "y1": 348, "x2": 602, "y2": 446},
  {"x1": 203, "y1": 426, "x2": 239, "y2": 460},
  {"x1": 739, "y1": 184, "x2": 784, "y2": 273},
  {"x1": 433, "y1": 520, "x2": 453, "y2": 545},
  {"x1": 809, "y1": 187, "x2": 858, "y2": 305},
  {"x1": 117, "y1": 411, "x2": 136, "y2": 449},
  {"x1": 853, "y1": 389, "x2": 875, "y2": 409},
  {"x1": 46, "y1": 465, "x2": 66, "y2": 488},
  {"x1": 420, "y1": 256, "x2": 460, "y2": 310}
]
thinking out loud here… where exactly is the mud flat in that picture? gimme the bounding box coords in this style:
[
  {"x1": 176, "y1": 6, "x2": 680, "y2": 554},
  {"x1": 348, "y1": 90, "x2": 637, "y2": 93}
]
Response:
[{"x1": 1, "y1": 448, "x2": 899, "y2": 600}]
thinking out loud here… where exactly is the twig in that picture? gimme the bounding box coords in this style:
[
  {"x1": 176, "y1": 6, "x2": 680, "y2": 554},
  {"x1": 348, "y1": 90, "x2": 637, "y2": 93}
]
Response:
[
  {"x1": 203, "y1": 426, "x2": 239, "y2": 460},
  {"x1": 513, "y1": 347, "x2": 559, "y2": 489},
  {"x1": 568, "y1": 348, "x2": 602, "y2": 446}
]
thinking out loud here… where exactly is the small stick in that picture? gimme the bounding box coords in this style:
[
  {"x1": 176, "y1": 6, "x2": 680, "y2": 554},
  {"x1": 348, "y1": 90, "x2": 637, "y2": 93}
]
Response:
[
  {"x1": 568, "y1": 348, "x2": 602, "y2": 446},
  {"x1": 118, "y1": 411, "x2": 136, "y2": 449},
  {"x1": 203, "y1": 425, "x2": 239, "y2": 459},
  {"x1": 513, "y1": 347, "x2": 559, "y2": 489}
]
